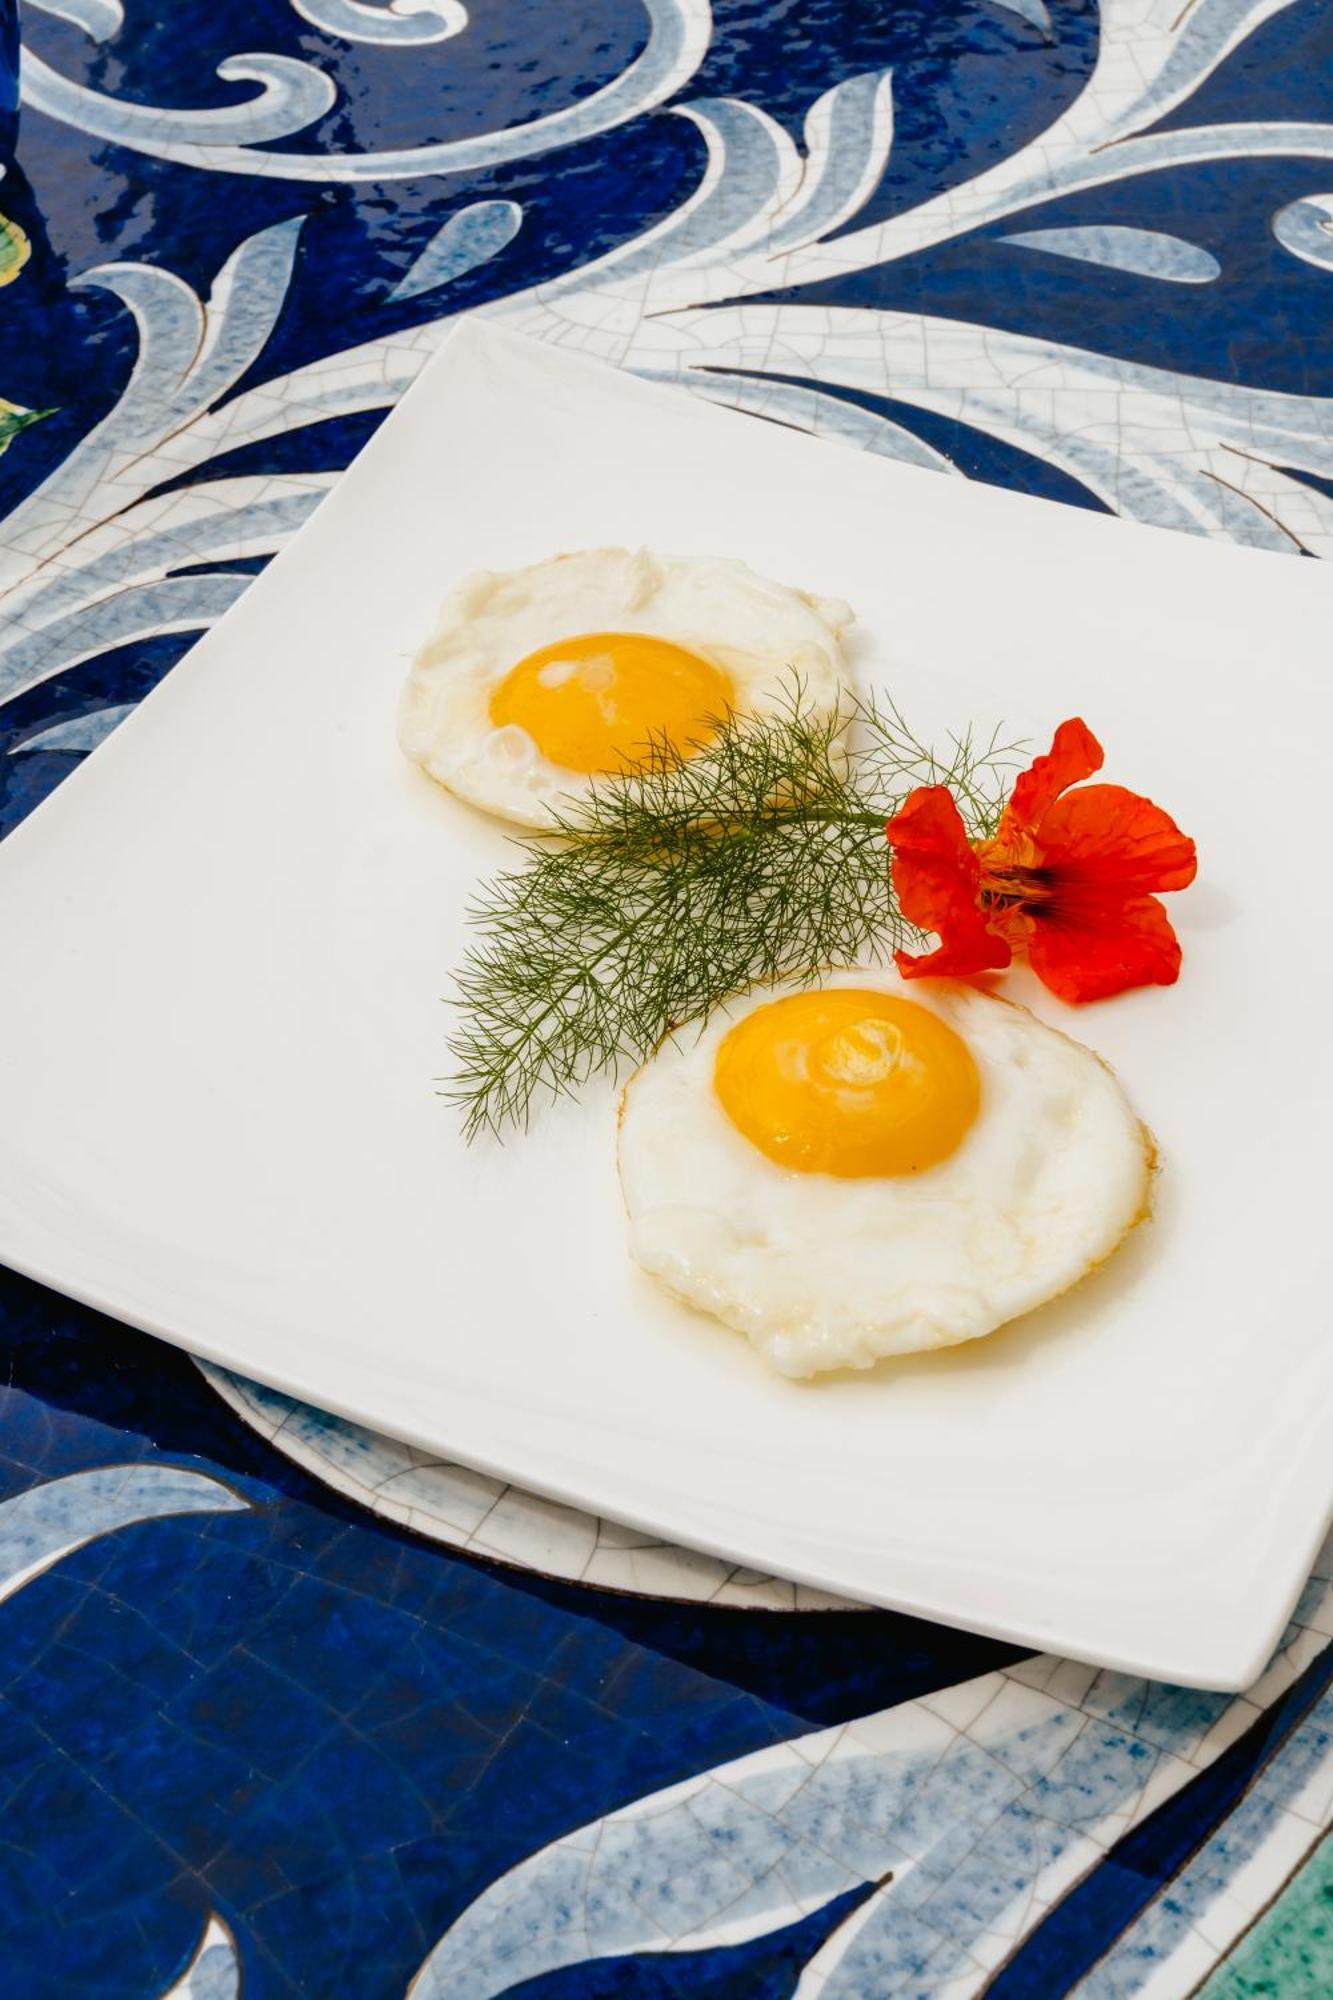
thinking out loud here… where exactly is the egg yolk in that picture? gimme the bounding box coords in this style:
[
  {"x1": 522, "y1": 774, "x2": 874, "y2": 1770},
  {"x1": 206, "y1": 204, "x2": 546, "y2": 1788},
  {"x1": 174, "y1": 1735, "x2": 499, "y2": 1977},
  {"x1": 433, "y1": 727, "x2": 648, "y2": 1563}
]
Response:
[
  {"x1": 489, "y1": 632, "x2": 735, "y2": 775},
  {"x1": 714, "y1": 989, "x2": 980, "y2": 1178}
]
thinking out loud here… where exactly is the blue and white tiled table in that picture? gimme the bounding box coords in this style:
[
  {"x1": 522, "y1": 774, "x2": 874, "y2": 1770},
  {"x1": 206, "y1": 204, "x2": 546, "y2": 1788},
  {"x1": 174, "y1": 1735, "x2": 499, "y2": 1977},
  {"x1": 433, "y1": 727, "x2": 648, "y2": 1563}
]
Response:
[{"x1": 2, "y1": 2, "x2": 1332, "y2": 1992}]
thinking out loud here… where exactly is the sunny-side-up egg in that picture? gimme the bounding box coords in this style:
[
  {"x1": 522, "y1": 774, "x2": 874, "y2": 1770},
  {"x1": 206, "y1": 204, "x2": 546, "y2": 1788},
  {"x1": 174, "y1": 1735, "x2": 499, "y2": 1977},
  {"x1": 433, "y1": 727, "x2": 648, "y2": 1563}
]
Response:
[
  {"x1": 396, "y1": 547, "x2": 853, "y2": 826},
  {"x1": 617, "y1": 969, "x2": 1154, "y2": 1378}
]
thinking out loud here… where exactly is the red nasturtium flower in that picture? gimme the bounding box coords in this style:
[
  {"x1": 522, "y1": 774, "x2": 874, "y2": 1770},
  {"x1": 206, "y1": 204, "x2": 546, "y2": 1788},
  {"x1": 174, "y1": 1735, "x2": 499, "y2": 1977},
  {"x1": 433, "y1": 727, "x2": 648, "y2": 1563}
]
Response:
[{"x1": 885, "y1": 718, "x2": 1198, "y2": 1004}]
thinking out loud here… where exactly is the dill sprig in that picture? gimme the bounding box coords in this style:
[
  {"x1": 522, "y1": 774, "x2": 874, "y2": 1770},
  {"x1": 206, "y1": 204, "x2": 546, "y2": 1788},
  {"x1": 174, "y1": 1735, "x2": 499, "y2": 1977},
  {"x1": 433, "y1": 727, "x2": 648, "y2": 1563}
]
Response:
[{"x1": 448, "y1": 687, "x2": 1022, "y2": 1139}]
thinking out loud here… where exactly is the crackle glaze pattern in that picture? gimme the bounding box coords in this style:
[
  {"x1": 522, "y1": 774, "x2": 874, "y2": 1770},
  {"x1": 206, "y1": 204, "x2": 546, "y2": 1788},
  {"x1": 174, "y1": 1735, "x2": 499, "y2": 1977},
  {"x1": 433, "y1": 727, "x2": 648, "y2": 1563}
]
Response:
[{"x1": 2, "y1": 0, "x2": 1331, "y2": 1992}]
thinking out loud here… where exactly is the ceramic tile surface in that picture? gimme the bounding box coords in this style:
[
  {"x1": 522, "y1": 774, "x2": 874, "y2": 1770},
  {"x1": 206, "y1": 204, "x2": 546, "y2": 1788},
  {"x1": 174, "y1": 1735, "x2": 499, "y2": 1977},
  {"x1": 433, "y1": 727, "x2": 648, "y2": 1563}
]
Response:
[{"x1": 1, "y1": 0, "x2": 1331, "y2": 1991}]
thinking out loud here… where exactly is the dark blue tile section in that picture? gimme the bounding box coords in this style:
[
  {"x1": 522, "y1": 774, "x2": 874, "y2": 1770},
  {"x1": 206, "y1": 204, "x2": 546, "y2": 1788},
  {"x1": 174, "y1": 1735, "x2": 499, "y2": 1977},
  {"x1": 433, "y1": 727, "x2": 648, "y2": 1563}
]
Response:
[
  {"x1": 146, "y1": 413, "x2": 388, "y2": 496},
  {"x1": 0, "y1": 1269, "x2": 1018, "y2": 1994},
  {"x1": 0, "y1": 0, "x2": 16, "y2": 153}
]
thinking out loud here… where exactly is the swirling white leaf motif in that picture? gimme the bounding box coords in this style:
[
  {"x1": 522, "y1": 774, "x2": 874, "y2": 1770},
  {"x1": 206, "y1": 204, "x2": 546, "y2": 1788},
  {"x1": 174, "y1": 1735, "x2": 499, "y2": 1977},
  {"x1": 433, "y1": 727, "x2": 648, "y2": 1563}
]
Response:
[
  {"x1": 792, "y1": 0, "x2": 1324, "y2": 268},
  {"x1": 0, "y1": 216, "x2": 335, "y2": 705},
  {"x1": 0, "y1": 1463, "x2": 249, "y2": 1602},
  {"x1": 639, "y1": 368, "x2": 959, "y2": 473},
  {"x1": 1, "y1": 214, "x2": 305, "y2": 577},
  {"x1": 20, "y1": 0, "x2": 713, "y2": 182},
  {"x1": 523, "y1": 66, "x2": 896, "y2": 306},
  {"x1": 1272, "y1": 193, "x2": 1333, "y2": 270},
  {"x1": 483, "y1": 0, "x2": 1333, "y2": 553},
  {"x1": 389, "y1": 200, "x2": 523, "y2": 303},
  {"x1": 27, "y1": 0, "x2": 125, "y2": 35},
  {"x1": 636, "y1": 305, "x2": 1333, "y2": 548},
  {"x1": 1000, "y1": 224, "x2": 1222, "y2": 282},
  {"x1": 410, "y1": 1715, "x2": 905, "y2": 1997},
  {"x1": 24, "y1": 0, "x2": 466, "y2": 64},
  {"x1": 4, "y1": 0, "x2": 1331, "y2": 729},
  {"x1": 9, "y1": 702, "x2": 139, "y2": 754},
  {"x1": 289, "y1": 0, "x2": 467, "y2": 48},
  {"x1": 25, "y1": 49, "x2": 341, "y2": 148},
  {"x1": 411, "y1": 1551, "x2": 1333, "y2": 2000}
]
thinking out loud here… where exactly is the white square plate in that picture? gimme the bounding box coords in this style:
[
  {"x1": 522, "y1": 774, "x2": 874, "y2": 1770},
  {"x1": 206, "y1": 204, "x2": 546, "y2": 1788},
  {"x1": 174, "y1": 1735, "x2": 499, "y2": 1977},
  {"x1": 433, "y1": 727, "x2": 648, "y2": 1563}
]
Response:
[{"x1": 2, "y1": 320, "x2": 1331, "y2": 1689}]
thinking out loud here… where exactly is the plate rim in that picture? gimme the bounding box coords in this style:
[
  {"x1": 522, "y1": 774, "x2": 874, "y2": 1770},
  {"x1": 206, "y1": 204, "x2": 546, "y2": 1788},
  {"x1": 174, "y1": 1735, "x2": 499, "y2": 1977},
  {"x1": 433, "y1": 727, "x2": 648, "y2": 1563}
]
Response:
[
  {"x1": 3, "y1": 317, "x2": 1331, "y2": 1692},
  {"x1": 0, "y1": 1231, "x2": 1318, "y2": 1691}
]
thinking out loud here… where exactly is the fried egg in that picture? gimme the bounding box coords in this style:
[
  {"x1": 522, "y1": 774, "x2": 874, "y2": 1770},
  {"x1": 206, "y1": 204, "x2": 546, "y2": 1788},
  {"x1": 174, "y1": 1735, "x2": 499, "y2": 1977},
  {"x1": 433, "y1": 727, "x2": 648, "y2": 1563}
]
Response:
[
  {"x1": 397, "y1": 548, "x2": 853, "y2": 826},
  {"x1": 617, "y1": 970, "x2": 1153, "y2": 1378}
]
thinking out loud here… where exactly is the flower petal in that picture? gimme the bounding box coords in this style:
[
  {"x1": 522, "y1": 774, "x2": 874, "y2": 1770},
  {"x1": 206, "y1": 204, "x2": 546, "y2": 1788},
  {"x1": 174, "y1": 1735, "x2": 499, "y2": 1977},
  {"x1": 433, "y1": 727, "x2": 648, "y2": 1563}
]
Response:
[
  {"x1": 1001, "y1": 717, "x2": 1104, "y2": 837},
  {"x1": 1027, "y1": 894, "x2": 1182, "y2": 1003},
  {"x1": 1035, "y1": 784, "x2": 1197, "y2": 895},
  {"x1": 886, "y1": 786, "x2": 1011, "y2": 980}
]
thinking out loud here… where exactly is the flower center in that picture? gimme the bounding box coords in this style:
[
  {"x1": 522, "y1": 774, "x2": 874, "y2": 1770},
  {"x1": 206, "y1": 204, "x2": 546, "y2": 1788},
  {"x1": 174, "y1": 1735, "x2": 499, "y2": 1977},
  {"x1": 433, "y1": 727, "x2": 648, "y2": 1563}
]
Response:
[
  {"x1": 981, "y1": 863, "x2": 1055, "y2": 907},
  {"x1": 972, "y1": 835, "x2": 1057, "y2": 948},
  {"x1": 976, "y1": 823, "x2": 1054, "y2": 915}
]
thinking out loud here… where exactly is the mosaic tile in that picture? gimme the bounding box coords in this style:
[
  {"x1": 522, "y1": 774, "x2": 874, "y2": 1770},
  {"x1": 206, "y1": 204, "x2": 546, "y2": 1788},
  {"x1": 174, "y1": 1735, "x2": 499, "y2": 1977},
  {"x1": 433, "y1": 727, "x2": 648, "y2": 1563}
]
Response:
[
  {"x1": 0, "y1": 1461, "x2": 248, "y2": 1602},
  {"x1": 2, "y1": 0, "x2": 1332, "y2": 1990},
  {"x1": 161, "y1": 1915, "x2": 242, "y2": 2000},
  {"x1": 202, "y1": 1365, "x2": 852, "y2": 1607},
  {"x1": 407, "y1": 1559, "x2": 1333, "y2": 1997},
  {"x1": 1198, "y1": 1830, "x2": 1333, "y2": 1999},
  {"x1": 1070, "y1": 1682, "x2": 1333, "y2": 1995}
]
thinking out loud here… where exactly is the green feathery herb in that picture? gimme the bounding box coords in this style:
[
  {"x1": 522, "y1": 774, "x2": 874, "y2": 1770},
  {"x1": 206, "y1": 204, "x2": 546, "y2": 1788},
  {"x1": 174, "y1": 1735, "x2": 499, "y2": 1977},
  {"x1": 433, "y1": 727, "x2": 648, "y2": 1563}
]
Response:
[{"x1": 448, "y1": 686, "x2": 1021, "y2": 1139}]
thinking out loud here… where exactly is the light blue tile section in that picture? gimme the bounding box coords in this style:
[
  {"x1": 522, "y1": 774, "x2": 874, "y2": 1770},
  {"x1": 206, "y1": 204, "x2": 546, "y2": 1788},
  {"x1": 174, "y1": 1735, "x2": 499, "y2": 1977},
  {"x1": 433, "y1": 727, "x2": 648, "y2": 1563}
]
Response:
[
  {"x1": 672, "y1": 371, "x2": 957, "y2": 474},
  {"x1": 1001, "y1": 226, "x2": 1222, "y2": 282},
  {"x1": 1073, "y1": 1680, "x2": 1333, "y2": 1997},
  {"x1": 0, "y1": 1464, "x2": 248, "y2": 1604},
  {"x1": 9, "y1": 702, "x2": 137, "y2": 754},
  {"x1": 409, "y1": 1626, "x2": 1333, "y2": 2000},
  {"x1": 23, "y1": 0, "x2": 124, "y2": 38},
  {"x1": 406, "y1": 1696, "x2": 1145, "y2": 1997},
  {"x1": 291, "y1": 0, "x2": 466, "y2": 47},
  {"x1": 0, "y1": 575, "x2": 251, "y2": 705},
  {"x1": 388, "y1": 200, "x2": 523, "y2": 302},
  {"x1": 1272, "y1": 194, "x2": 1333, "y2": 272},
  {"x1": 767, "y1": 68, "x2": 897, "y2": 251},
  {"x1": 189, "y1": 1944, "x2": 239, "y2": 2000},
  {"x1": 159, "y1": 1916, "x2": 242, "y2": 2000}
]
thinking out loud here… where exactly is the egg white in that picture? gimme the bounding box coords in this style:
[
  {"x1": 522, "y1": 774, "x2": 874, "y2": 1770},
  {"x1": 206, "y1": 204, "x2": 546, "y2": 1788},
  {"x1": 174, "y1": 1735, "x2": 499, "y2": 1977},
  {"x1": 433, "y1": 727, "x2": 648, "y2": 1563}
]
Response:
[
  {"x1": 397, "y1": 547, "x2": 854, "y2": 827},
  {"x1": 617, "y1": 969, "x2": 1154, "y2": 1378}
]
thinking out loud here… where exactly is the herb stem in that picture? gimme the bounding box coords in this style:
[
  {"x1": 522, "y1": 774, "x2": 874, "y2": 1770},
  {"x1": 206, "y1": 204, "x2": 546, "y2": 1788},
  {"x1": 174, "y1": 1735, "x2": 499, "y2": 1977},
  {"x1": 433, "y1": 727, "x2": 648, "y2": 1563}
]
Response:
[{"x1": 447, "y1": 688, "x2": 1019, "y2": 1138}]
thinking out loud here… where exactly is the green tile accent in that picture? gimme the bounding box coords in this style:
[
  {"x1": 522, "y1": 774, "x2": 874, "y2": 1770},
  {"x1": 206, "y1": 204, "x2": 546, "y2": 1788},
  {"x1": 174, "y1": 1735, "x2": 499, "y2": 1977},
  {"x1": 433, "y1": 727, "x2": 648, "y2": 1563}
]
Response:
[
  {"x1": 1199, "y1": 1830, "x2": 1333, "y2": 2000},
  {"x1": 0, "y1": 212, "x2": 28, "y2": 285},
  {"x1": 0, "y1": 403, "x2": 49, "y2": 458}
]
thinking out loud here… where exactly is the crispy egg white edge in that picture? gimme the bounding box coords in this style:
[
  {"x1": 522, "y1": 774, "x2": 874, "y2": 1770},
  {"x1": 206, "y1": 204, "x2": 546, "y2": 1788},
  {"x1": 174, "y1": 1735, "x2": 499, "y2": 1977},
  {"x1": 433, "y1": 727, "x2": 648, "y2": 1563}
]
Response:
[
  {"x1": 616, "y1": 970, "x2": 1156, "y2": 1380},
  {"x1": 397, "y1": 547, "x2": 855, "y2": 828}
]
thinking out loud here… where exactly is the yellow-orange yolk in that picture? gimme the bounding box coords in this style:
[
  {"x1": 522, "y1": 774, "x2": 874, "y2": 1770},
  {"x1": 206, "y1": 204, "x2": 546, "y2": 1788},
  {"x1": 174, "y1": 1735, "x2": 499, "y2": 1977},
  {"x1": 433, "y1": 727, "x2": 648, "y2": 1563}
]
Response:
[
  {"x1": 488, "y1": 631, "x2": 735, "y2": 775},
  {"x1": 714, "y1": 989, "x2": 981, "y2": 1178}
]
